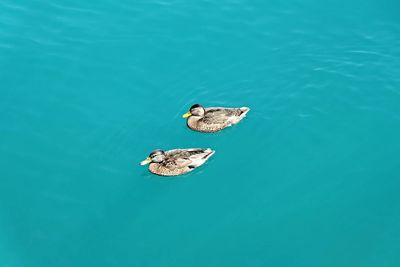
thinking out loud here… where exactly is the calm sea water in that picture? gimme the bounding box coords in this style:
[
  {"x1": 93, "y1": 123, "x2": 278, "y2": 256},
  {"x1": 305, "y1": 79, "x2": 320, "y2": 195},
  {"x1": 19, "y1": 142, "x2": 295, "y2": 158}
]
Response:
[{"x1": 1, "y1": 0, "x2": 400, "y2": 266}]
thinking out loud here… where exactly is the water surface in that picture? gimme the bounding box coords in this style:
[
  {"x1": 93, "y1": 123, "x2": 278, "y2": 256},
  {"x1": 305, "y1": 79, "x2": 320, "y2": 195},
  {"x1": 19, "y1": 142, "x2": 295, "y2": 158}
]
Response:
[{"x1": 1, "y1": 0, "x2": 400, "y2": 266}]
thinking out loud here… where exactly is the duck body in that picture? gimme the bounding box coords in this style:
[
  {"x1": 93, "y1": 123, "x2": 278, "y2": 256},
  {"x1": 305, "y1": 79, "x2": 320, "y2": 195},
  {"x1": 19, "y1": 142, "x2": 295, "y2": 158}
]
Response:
[
  {"x1": 141, "y1": 148, "x2": 215, "y2": 176},
  {"x1": 184, "y1": 105, "x2": 250, "y2": 133}
]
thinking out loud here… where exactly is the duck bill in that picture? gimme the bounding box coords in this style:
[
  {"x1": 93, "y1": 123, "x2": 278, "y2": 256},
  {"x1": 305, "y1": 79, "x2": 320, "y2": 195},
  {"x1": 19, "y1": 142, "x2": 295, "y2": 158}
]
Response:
[
  {"x1": 140, "y1": 157, "x2": 152, "y2": 166},
  {"x1": 182, "y1": 112, "x2": 192, "y2": 118}
]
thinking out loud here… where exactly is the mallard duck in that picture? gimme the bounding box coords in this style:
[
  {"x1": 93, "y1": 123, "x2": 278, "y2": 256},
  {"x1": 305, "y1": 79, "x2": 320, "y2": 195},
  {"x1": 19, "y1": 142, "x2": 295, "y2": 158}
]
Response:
[
  {"x1": 182, "y1": 104, "x2": 250, "y2": 132},
  {"x1": 140, "y1": 148, "x2": 215, "y2": 176}
]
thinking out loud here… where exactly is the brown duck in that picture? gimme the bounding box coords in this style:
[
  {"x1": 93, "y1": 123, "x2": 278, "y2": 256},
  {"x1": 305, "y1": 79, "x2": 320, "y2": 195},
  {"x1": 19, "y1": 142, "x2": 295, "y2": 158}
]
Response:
[
  {"x1": 182, "y1": 104, "x2": 250, "y2": 133},
  {"x1": 140, "y1": 148, "x2": 215, "y2": 176}
]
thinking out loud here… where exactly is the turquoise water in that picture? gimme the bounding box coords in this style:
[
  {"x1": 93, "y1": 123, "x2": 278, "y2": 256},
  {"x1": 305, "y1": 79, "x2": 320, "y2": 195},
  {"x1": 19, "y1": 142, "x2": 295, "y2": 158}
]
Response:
[{"x1": 1, "y1": 0, "x2": 400, "y2": 266}]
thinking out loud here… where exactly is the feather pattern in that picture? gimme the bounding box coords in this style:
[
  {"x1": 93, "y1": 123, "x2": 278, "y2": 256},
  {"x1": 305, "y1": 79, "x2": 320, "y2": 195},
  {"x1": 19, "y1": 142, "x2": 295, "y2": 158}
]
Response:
[
  {"x1": 187, "y1": 107, "x2": 250, "y2": 133},
  {"x1": 148, "y1": 148, "x2": 215, "y2": 176}
]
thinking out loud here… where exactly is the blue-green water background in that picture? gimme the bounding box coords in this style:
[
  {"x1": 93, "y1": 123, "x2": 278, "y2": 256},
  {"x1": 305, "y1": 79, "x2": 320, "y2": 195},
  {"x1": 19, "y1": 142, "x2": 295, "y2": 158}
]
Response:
[{"x1": 1, "y1": 0, "x2": 400, "y2": 266}]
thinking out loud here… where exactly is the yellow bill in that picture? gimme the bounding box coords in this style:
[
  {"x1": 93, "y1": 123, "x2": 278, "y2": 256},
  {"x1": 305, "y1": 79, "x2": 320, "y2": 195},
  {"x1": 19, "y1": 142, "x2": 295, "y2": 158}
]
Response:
[
  {"x1": 182, "y1": 112, "x2": 192, "y2": 118},
  {"x1": 140, "y1": 157, "x2": 152, "y2": 165}
]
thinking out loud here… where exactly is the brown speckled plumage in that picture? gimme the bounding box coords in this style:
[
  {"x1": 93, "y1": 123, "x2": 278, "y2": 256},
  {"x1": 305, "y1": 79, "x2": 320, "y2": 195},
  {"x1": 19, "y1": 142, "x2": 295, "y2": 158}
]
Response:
[
  {"x1": 187, "y1": 107, "x2": 250, "y2": 133},
  {"x1": 147, "y1": 148, "x2": 215, "y2": 176}
]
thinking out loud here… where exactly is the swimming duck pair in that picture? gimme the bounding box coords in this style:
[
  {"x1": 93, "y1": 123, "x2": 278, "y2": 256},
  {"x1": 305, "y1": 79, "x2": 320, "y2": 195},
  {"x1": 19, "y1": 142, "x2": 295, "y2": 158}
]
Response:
[{"x1": 140, "y1": 104, "x2": 250, "y2": 176}]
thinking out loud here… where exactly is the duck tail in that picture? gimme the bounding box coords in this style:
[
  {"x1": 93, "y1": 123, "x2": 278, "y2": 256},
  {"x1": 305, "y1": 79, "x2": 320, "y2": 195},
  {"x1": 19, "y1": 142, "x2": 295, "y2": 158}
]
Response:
[
  {"x1": 240, "y1": 107, "x2": 250, "y2": 116},
  {"x1": 203, "y1": 148, "x2": 215, "y2": 158}
]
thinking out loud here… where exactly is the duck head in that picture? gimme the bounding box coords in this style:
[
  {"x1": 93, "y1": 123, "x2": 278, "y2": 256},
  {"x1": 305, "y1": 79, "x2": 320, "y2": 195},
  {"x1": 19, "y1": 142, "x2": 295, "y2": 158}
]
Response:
[
  {"x1": 182, "y1": 104, "x2": 205, "y2": 118},
  {"x1": 140, "y1": 149, "x2": 165, "y2": 165}
]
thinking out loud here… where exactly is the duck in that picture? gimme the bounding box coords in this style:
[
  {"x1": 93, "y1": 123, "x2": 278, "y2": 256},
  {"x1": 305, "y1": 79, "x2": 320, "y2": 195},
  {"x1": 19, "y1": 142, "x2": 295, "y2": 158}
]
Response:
[
  {"x1": 182, "y1": 104, "x2": 250, "y2": 133},
  {"x1": 140, "y1": 148, "x2": 215, "y2": 176}
]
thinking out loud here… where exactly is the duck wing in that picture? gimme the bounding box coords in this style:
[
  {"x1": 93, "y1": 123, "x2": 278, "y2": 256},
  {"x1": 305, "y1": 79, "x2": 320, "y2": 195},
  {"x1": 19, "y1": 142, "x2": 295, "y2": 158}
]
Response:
[
  {"x1": 204, "y1": 108, "x2": 247, "y2": 124},
  {"x1": 165, "y1": 149, "x2": 214, "y2": 169}
]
